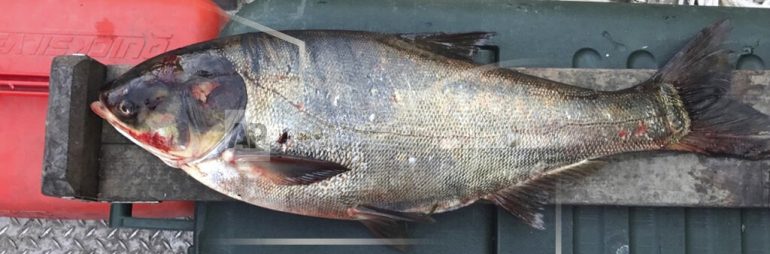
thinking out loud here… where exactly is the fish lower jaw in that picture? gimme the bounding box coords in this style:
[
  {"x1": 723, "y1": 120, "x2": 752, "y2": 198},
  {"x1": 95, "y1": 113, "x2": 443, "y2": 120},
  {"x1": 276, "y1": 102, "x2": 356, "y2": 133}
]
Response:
[
  {"x1": 110, "y1": 124, "x2": 187, "y2": 167},
  {"x1": 91, "y1": 101, "x2": 190, "y2": 166},
  {"x1": 158, "y1": 157, "x2": 186, "y2": 168}
]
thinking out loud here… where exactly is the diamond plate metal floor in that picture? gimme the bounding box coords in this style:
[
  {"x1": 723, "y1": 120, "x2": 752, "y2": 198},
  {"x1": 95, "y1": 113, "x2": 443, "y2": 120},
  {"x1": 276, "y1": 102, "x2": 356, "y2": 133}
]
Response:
[{"x1": 0, "y1": 217, "x2": 192, "y2": 254}]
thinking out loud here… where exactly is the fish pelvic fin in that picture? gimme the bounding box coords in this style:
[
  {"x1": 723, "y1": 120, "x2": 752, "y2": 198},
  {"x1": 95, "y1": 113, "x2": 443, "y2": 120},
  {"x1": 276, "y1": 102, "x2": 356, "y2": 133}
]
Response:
[
  {"x1": 651, "y1": 19, "x2": 770, "y2": 160},
  {"x1": 486, "y1": 160, "x2": 607, "y2": 229},
  {"x1": 351, "y1": 205, "x2": 435, "y2": 223}
]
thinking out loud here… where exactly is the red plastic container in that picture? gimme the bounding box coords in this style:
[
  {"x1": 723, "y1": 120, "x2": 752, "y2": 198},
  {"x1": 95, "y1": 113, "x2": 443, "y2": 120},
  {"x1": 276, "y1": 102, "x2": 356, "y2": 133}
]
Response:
[{"x1": 0, "y1": 0, "x2": 227, "y2": 219}]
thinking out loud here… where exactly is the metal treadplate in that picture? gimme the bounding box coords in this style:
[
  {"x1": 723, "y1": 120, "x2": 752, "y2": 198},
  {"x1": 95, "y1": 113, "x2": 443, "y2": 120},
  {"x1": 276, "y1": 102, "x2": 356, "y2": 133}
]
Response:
[{"x1": 0, "y1": 217, "x2": 192, "y2": 254}]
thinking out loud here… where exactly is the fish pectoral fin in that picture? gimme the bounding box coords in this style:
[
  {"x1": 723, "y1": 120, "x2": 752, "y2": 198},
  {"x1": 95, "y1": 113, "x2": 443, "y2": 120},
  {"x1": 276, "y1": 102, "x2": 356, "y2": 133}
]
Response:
[
  {"x1": 351, "y1": 205, "x2": 434, "y2": 252},
  {"x1": 486, "y1": 159, "x2": 607, "y2": 229},
  {"x1": 225, "y1": 149, "x2": 350, "y2": 185},
  {"x1": 254, "y1": 155, "x2": 349, "y2": 185},
  {"x1": 397, "y1": 32, "x2": 495, "y2": 61}
]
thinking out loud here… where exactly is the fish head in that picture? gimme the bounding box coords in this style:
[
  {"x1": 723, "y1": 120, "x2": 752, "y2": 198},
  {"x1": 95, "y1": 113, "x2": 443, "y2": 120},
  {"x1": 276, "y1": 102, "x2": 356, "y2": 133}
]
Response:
[{"x1": 91, "y1": 51, "x2": 247, "y2": 167}]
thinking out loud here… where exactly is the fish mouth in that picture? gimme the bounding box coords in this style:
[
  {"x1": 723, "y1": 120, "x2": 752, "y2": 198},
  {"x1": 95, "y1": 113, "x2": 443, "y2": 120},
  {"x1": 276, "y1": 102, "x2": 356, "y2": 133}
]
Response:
[
  {"x1": 90, "y1": 101, "x2": 185, "y2": 167},
  {"x1": 90, "y1": 101, "x2": 130, "y2": 134},
  {"x1": 90, "y1": 100, "x2": 111, "y2": 120},
  {"x1": 90, "y1": 101, "x2": 125, "y2": 130}
]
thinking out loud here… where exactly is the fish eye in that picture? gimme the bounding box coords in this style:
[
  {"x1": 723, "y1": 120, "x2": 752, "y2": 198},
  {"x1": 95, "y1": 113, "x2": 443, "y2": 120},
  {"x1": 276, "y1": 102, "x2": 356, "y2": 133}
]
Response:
[{"x1": 118, "y1": 100, "x2": 137, "y2": 117}]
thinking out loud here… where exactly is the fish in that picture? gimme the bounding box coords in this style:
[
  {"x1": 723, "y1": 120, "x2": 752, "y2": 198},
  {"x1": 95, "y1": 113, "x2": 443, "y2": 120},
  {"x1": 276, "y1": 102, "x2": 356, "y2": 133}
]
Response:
[{"x1": 91, "y1": 20, "x2": 770, "y2": 241}]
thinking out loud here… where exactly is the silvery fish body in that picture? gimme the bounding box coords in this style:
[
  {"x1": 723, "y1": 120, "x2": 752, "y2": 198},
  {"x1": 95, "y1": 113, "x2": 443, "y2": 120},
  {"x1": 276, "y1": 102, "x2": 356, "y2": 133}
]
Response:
[
  {"x1": 203, "y1": 31, "x2": 673, "y2": 216},
  {"x1": 92, "y1": 20, "x2": 770, "y2": 234}
]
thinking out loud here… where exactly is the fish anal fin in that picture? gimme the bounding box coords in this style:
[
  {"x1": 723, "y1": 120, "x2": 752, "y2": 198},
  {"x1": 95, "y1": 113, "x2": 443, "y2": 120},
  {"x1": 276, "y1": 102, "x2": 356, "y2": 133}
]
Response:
[
  {"x1": 223, "y1": 148, "x2": 349, "y2": 185},
  {"x1": 398, "y1": 32, "x2": 495, "y2": 61},
  {"x1": 350, "y1": 205, "x2": 433, "y2": 252},
  {"x1": 487, "y1": 160, "x2": 607, "y2": 229},
  {"x1": 359, "y1": 219, "x2": 410, "y2": 252}
]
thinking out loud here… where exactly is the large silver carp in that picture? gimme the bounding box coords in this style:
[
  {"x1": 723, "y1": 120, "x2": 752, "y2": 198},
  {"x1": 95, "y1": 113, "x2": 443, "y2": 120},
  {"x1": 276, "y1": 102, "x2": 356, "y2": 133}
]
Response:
[{"x1": 91, "y1": 20, "x2": 770, "y2": 240}]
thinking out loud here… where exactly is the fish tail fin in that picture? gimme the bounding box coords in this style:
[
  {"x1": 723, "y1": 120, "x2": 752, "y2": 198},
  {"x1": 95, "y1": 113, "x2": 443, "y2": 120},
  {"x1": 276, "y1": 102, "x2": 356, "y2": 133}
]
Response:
[{"x1": 654, "y1": 19, "x2": 770, "y2": 160}]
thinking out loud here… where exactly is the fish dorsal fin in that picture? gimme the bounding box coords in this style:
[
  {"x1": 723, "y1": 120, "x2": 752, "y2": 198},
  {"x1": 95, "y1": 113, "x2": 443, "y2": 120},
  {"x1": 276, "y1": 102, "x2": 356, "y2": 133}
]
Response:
[
  {"x1": 486, "y1": 160, "x2": 607, "y2": 229},
  {"x1": 223, "y1": 148, "x2": 350, "y2": 185},
  {"x1": 397, "y1": 32, "x2": 495, "y2": 61}
]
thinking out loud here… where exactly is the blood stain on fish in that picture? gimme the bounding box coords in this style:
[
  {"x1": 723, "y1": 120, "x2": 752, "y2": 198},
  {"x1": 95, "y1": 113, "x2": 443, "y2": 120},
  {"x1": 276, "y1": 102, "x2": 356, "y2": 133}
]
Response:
[
  {"x1": 634, "y1": 121, "x2": 648, "y2": 137},
  {"x1": 618, "y1": 129, "x2": 628, "y2": 139},
  {"x1": 293, "y1": 102, "x2": 305, "y2": 110},
  {"x1": 130, "y1": 130, "x2": 172, "y2": 152}
]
